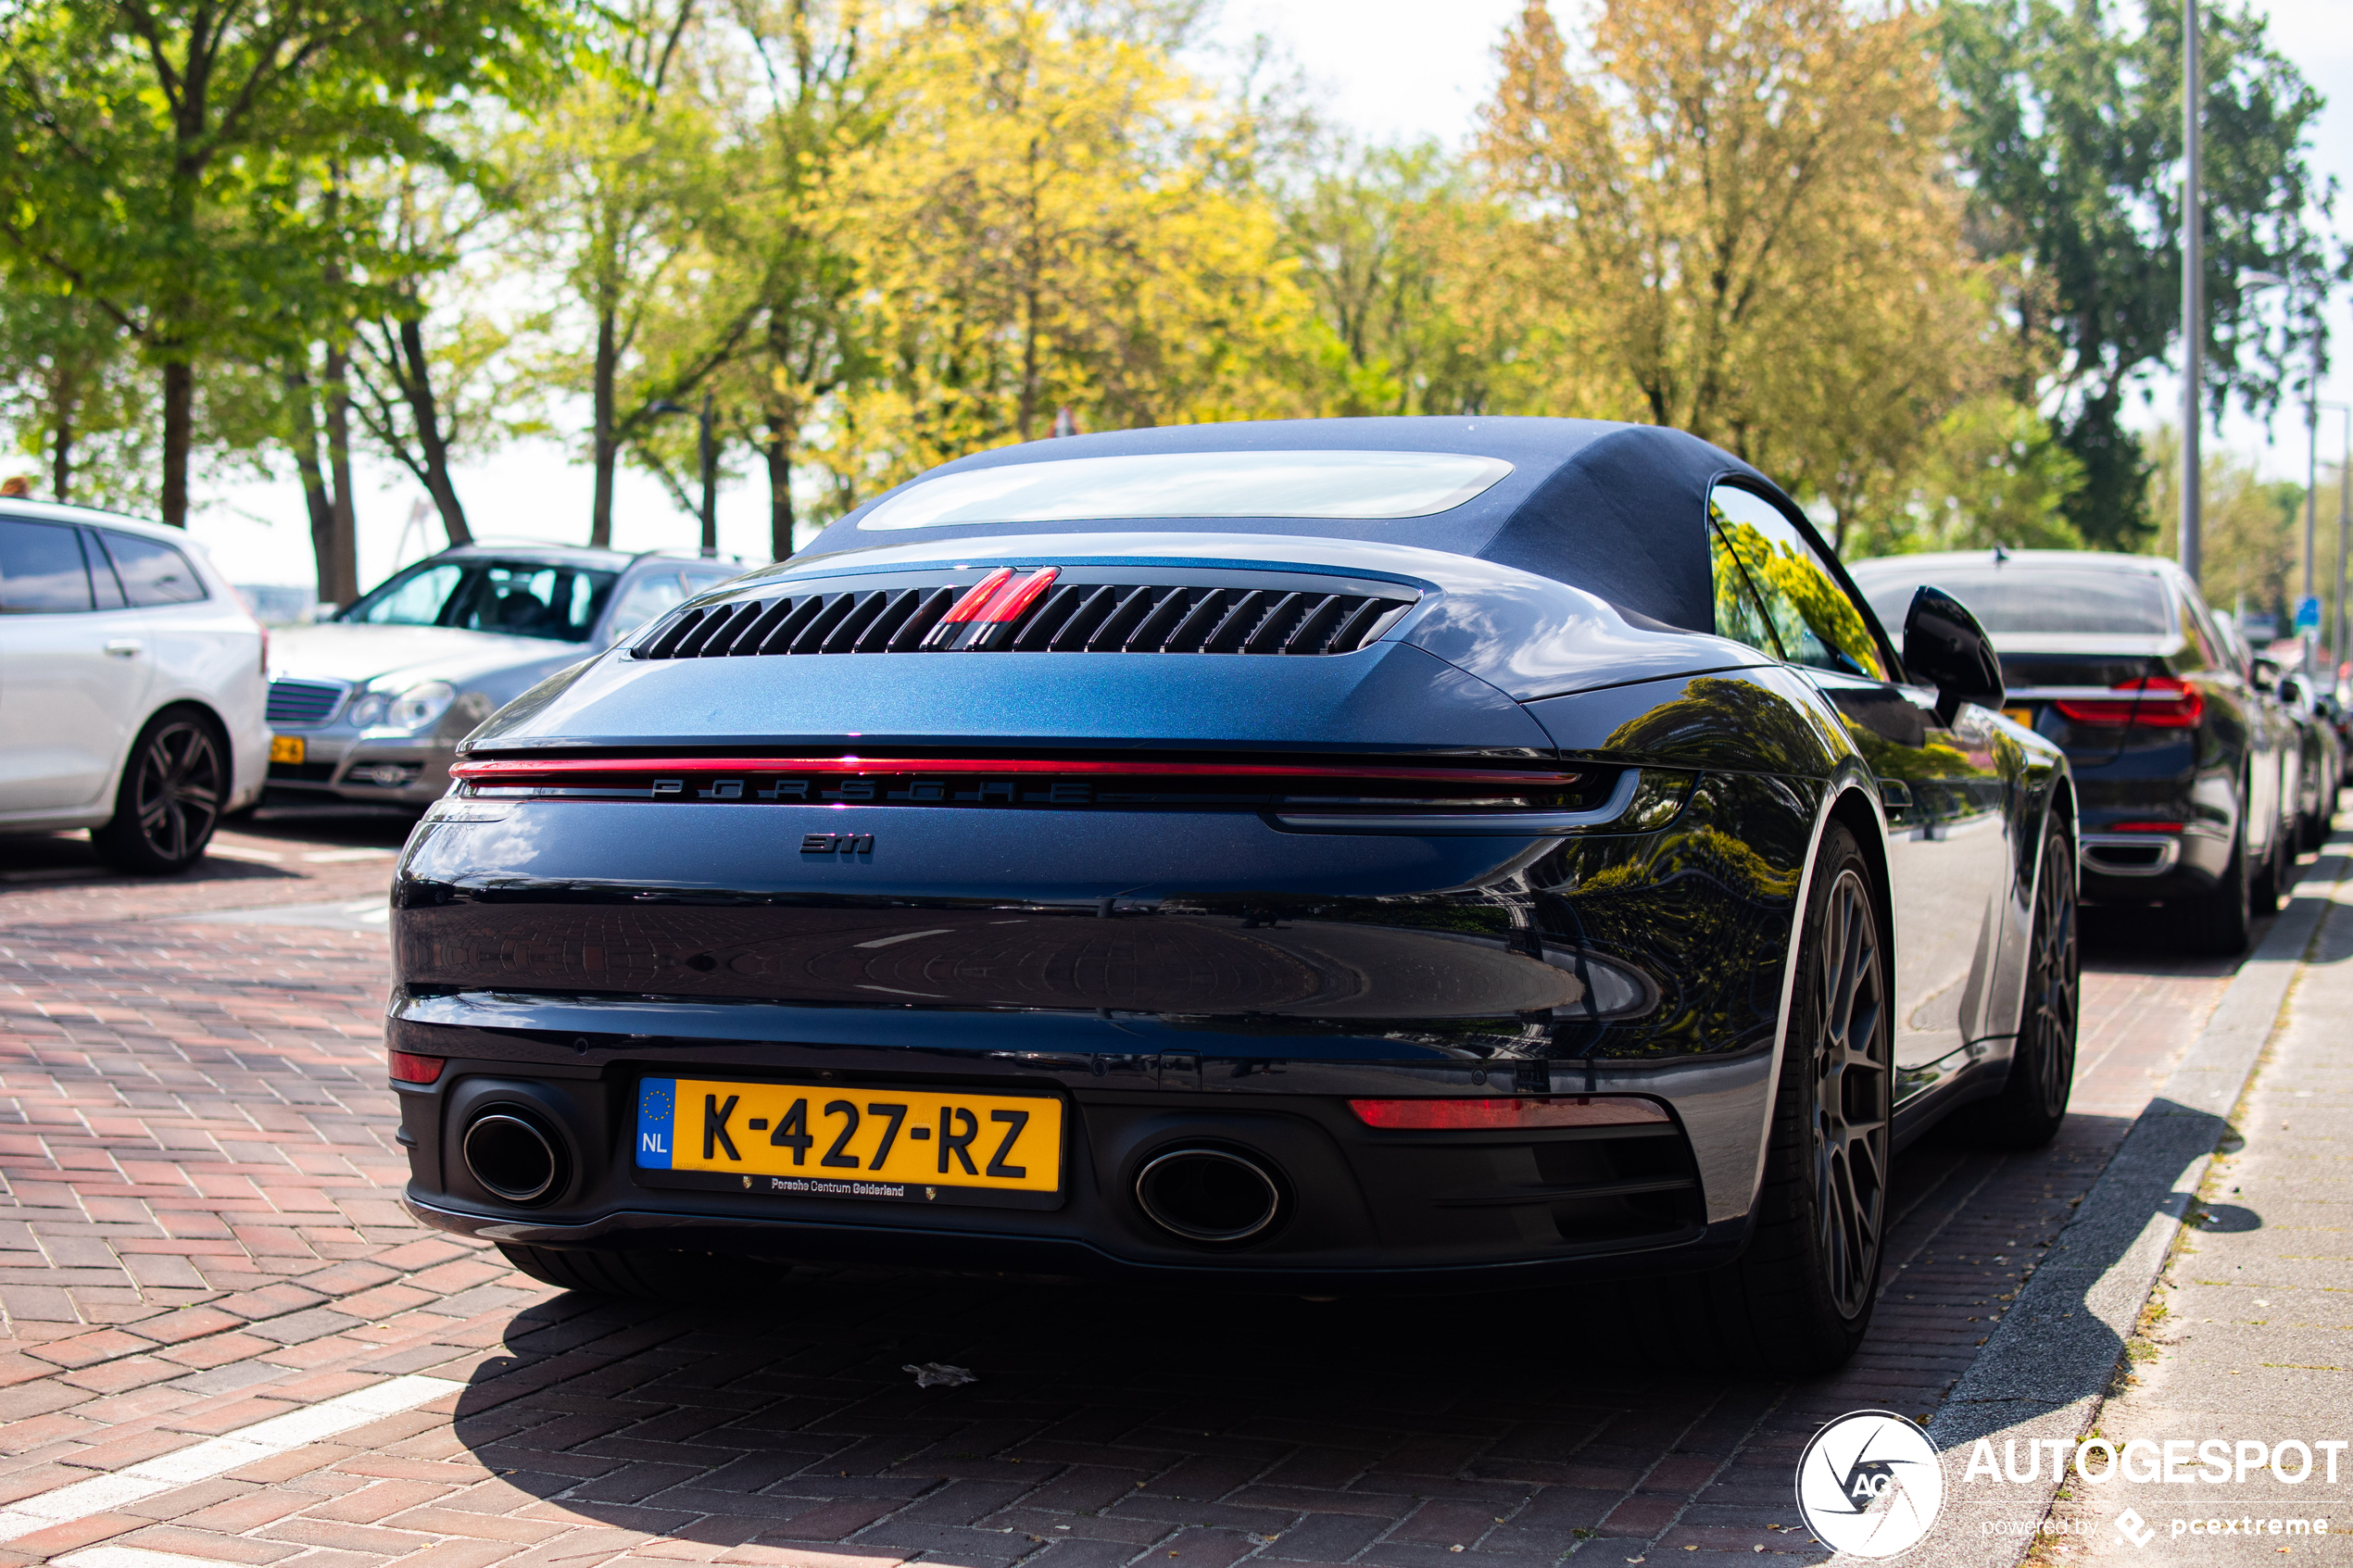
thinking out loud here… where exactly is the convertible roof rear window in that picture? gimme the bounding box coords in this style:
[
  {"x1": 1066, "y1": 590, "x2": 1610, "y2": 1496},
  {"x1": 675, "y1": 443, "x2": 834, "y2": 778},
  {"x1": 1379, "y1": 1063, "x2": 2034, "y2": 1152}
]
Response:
[
  {"x1": 858, "y1": 450, "x2": 1516, "y2": 530},
  {"x1": 1851, "y1": 565, "x2": 2175, "y2": 637}
]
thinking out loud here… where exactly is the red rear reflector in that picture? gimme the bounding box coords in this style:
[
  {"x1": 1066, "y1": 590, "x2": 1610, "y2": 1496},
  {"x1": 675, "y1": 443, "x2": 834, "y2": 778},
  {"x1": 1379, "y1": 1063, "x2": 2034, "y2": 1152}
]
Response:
[
  {"x1": 976, "y1": 567, "x2": 1058, "y2": 623},
  {"x1": 2109, "y1": 821, "x2": 2185, "y2": 834},
  {"x1": 938, "y1": 568, "x2": 1015, "y2": 625},
  {"x1": 1348, "y1": 1096, "x2": 1668, "y2": 1130},
  {"x1": 2055, "y1": 676, "x2": 2204, "y2": 730},
  {"x1": 388, "y1": 1049, "x2": 445, "y2": 1085}
]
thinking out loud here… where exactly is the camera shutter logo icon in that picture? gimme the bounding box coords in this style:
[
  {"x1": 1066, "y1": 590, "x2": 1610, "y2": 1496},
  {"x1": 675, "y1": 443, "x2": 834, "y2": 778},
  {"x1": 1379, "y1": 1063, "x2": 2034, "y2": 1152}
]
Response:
[{"x1": 1794, "y1": 1411, "x2": 1944, "y2": 1558}]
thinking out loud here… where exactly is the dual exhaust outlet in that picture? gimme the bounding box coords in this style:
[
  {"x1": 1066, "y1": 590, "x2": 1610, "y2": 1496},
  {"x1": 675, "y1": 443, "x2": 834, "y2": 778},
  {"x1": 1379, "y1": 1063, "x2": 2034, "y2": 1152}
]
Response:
[{"x1": 460, "y1": 1108, "x2": 1285, "y2": 1248}]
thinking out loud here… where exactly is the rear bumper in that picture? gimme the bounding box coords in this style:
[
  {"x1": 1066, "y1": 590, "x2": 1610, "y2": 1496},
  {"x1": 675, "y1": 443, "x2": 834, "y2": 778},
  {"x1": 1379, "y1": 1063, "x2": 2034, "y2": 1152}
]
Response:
[{"x1": 388, "y1": 1016, "x2": 1765, "y2": 1291}]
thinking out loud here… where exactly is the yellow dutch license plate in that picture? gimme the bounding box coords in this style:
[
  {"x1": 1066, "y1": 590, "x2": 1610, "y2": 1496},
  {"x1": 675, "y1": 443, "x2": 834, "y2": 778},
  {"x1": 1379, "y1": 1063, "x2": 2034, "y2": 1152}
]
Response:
[
  {"x1": 634, "y1": 1077, "x2": 1063, "y2": 1208},
  {"x1": 2001, "y1": 707, "x2": 2035, "y2": 729},
  {"x1": 269, "y1": 735, "x2": 306, "y2": 764}
]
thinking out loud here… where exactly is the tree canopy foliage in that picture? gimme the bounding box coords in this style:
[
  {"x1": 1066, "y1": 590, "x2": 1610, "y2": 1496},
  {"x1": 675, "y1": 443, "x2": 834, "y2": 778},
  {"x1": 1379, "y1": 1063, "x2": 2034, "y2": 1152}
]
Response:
[{"x1": 0, "y1": 0, "x2": 2339, "y2": 602}]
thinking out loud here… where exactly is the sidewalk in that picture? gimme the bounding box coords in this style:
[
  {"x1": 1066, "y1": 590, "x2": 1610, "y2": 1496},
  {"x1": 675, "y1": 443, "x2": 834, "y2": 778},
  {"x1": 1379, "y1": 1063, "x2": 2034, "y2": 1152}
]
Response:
[{"x1": 2042, "y1": 865, "x2": 2353, "y2": 1562}]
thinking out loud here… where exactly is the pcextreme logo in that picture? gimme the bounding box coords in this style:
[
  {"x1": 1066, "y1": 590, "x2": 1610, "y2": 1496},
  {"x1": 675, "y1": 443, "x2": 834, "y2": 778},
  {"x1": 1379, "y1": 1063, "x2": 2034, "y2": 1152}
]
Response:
[{"x1": 1795, "y1": 1411, "x2": 1945, "y2": 1559}]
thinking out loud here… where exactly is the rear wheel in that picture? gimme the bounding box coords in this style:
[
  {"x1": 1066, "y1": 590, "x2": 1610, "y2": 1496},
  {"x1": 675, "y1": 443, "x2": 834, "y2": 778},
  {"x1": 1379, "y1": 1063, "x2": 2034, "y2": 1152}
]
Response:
[
  {"x1": 2183, "y1": 826, "x2": 2253, "y2": 956},
  {"x1": 1620, "y1": 823, "x2": 1890, "y2": 1374},
  {"x1": 496, "y1": 1243, "x2": 791, "y2": 1302},
  {"x1": 1961, "y1": 817, "x2": 2079, "y2": 1148},
  {"x1": 91, "y1": 710, "x2": 228, "y2": 874}
]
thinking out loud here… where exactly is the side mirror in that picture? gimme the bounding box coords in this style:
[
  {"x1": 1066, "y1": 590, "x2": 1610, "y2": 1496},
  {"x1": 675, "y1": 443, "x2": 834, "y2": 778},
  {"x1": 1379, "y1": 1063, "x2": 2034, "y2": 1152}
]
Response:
[{"x1": 1904, "y1": 585, "x2": 2004, "y2": 725}]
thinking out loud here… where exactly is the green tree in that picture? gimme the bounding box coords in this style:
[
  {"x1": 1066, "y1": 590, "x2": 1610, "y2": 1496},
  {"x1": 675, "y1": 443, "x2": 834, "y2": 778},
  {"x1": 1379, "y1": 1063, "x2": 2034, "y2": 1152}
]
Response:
[
  {"x1": 510, "y1": 0, "x2": 729, "y2": 547},
  {"x1": 0, "y1": 280, "x2": 156, "y2": 508},
  {"x1": 1478, "y1": 0, "x2": 2007, "y2": 545},
  {"x1": 1941, "y1": 0, "x2": 2344, "y2": 551},
  {"x1": 0, "y1": 0, "x2": 565, "y2": 527}
]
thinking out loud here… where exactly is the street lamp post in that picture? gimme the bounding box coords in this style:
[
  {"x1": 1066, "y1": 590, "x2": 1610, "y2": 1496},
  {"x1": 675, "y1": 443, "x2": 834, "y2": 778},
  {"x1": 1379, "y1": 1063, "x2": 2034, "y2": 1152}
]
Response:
[
  {"x1": 2181, "y1": 0, "x2": 2202, "y2": 583},
  {"x1": 2326, "y1": 401, "x2": 2353, "y2": 689},
  {"x1": 2307, "y1": 395, "x2": 2322, "y2": 671}
]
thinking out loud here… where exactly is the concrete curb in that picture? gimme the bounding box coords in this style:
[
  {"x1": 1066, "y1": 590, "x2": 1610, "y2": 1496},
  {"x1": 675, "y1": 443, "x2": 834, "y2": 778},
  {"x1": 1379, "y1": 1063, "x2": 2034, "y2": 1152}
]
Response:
[{"x1": 1907, "y1": 842, "x2": 2347, "y2": 1568}]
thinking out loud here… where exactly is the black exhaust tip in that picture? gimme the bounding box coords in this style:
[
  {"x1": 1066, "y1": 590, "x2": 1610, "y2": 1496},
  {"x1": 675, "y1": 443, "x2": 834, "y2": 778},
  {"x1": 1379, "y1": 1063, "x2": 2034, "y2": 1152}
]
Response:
[
  {"x1": 463, "y1": 1110, "x2": 566, "y2": 1205},
  {"x1": 1135, "y1": 1147, "x2": 1284, "y2": 1243}
]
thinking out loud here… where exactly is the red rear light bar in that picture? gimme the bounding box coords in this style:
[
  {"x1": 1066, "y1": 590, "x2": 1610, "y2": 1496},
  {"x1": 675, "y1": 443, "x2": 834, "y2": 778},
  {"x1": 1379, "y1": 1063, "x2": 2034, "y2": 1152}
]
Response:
[
  {"x1": 453, "y1": 756, "x2": 1586, "y2": 786},
  {"x1": 1349, "y1": 1096, "x2": 1669, "y2": 1130},
  {"x1": 2054, "y1": 675, "x2": 2205, "y2": 730}
]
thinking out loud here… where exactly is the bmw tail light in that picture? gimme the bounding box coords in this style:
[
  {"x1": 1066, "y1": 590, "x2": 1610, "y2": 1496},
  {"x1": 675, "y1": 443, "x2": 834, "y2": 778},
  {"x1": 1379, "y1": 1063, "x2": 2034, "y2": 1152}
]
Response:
[
  {"x1": 1348, "y1": 1096, "x2": 1669, "y2": 1130},
  {"x1": 388, "y1": 1049, "x2": 445, "y2": 1085},
  {"x1": 2054, "y1": 675, "x2": 2205, "y2": 729}
]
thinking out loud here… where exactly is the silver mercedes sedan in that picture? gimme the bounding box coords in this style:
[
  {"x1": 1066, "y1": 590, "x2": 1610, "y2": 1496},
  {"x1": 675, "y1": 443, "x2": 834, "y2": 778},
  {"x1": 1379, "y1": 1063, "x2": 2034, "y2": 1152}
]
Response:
[{"x1": 263, "y1": 543, "x2": 746, "y2": 808}]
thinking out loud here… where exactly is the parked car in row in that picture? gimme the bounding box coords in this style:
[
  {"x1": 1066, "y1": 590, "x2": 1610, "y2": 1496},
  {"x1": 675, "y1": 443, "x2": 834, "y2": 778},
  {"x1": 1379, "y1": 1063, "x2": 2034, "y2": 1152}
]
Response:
[
  {"x1": 262, "y1": 544, "x2": 745, "y2": 808},
  {"x1": 2269, "y1": 664, "x2": 2341, "y2": 849},
  {"x1": 390, "y1": 417, "x2": 2081, "y2": 1373},
  {"x1": 0, "y1": 499, "x2": 268, "y2": 872},
  {"x1": 1847, "y1": 549, "x2": 2308, "y2": 954}
]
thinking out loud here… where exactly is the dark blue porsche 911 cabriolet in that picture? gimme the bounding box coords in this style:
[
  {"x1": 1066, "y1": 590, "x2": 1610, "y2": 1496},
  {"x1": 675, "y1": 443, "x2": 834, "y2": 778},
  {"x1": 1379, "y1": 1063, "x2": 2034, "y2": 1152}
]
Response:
[{"x1": 387, "y1": 418, "x2": 2077, "y2": 1372}]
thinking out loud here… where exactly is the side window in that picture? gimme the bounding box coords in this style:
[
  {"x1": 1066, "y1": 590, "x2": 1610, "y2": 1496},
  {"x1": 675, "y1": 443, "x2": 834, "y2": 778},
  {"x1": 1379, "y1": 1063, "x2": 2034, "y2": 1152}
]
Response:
[
  {"x1": 0, "y1": 518, "x2": 94, "y2": 613},
  {"x1": 99, "y1": 530, "x2": 208, "y2": 606},
  {"x1": 1708, "y1": 524, "x2": 1782, "y2": 657},
  {"x1": 81, "y1": 530, "x2": 127, "y2": 609},
  {"x1": 1707, "y1": 485, "x2": 1885, "y2": 680},
  {"x1": 606, "y1": 568, "x2": 736, "y2": 641}
]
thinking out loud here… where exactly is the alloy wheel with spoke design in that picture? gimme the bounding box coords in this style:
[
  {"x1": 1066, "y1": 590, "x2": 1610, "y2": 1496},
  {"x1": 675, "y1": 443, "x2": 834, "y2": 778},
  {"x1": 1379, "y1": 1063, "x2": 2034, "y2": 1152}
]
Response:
[
  {"x1": 1808, "y1": 866, "x2": 1890, "y2": 1323},
  {"x1": 95, "y1": 716, "x2": 226, "y2": 872}
]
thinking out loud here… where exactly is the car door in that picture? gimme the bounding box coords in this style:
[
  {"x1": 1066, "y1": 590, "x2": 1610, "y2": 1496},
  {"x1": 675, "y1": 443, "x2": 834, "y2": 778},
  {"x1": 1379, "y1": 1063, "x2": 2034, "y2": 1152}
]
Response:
[
  {"x1": 0, "y1": 517, "x2": 156, "y2": 812},
  {"x1": 1706, "y1": 484, "x2": 2009, "y2": 1098}
]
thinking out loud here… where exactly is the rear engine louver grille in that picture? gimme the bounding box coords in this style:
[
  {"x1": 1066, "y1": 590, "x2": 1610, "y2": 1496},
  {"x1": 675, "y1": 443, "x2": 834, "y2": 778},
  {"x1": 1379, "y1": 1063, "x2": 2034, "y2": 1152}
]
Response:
[{"x1": 634, "y1": 583, "x2": 1413, "y2": 659}]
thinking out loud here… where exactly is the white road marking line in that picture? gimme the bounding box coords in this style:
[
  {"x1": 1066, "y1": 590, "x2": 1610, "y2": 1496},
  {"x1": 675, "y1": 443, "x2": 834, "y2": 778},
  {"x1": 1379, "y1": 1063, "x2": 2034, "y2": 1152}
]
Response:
[
  {"x1": 856, "y1": 984, "x2": 946, "y2": 997},
  {"x1": 0, "y1": 1374, "x2": 459, "y2": 1544},
  {"x1": 205, "y1": 844, "x2": 286, "y2": 863},
  {"x1": 852, "y1": 928, "x2": 951, "y2": 948},
  {"x1": 303, "y1": 848, "x2": 397, "y2": 862},
  {"x1": 57, "y1": 1548, "x2": 245, "y2": 1568}
]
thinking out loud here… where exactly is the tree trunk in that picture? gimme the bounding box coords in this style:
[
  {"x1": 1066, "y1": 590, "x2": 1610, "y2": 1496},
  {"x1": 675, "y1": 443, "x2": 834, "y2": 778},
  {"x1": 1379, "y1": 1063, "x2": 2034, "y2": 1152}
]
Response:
[
  {"x1": 396, "y1": 316, "x2": 472, "y2": 546},
  {"x1": 590, "y1": 305, "x2": 619, "y2": 547},
  {"x1": 321, "y1": 344, "x2": 361, "y2": 603},
  {"x1": 49, "y1": 364, "x2": 76, "y2": 502},
  {"x1": 286, "y1": 368, "x2": 343, "y2": 606},
  {"x1": 765, "y1": 406, "x2": 795, "y2": 560},
  {"x1": 161, "y1": 358, "x2": 193, "y2": 526}
]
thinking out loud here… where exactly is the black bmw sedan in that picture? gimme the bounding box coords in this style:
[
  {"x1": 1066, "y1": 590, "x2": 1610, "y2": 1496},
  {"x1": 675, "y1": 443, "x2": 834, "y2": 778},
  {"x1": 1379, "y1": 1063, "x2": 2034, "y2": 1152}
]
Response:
[
  {"x1": 1848, "y1": 550, "x2": 2287, "y2": 954},
  {"x1": 390, "y1": 419, "x2": 2076, "y2": 1373}
]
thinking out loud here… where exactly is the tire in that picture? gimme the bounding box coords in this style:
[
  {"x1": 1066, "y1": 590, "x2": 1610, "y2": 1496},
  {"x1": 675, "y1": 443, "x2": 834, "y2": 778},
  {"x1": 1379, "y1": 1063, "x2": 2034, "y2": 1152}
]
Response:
[
  {"x1": 2249, "y1": 821, "x2": 2283, "y2": 916},
  {"x1": 495, "y1": 1242, "x2": 790, "y2": 1303},
  {"x1": 90, "y1": 709, "x2": 229, "y2": 874},
  {"x1": 2183, "y1": 826, "x2": 2253, "y2": 956},
  {"x1": 1618, "y1": 822, "x2": 1891, "y2": 1374},
  {"x1": 1960, "y1": 817, "x2": 2080, "y2": 1149}
]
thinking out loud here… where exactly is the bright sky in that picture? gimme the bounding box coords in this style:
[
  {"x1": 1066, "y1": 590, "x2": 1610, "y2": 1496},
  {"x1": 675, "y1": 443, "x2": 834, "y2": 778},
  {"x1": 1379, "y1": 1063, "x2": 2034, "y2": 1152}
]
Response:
[{"x1": 181, "y1": 0, "x2": 2353, "y2": 590}]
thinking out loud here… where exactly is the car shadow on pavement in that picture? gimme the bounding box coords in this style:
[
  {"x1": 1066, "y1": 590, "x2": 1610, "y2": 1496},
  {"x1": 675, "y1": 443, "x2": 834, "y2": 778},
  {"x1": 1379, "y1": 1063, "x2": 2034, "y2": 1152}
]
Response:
[
  {"x1": 0, "y1": 801, "x2": 416, "y2": 886},
  {"x1": 440, "y1": 1269, "x2": 1801, "y2": 1556}
]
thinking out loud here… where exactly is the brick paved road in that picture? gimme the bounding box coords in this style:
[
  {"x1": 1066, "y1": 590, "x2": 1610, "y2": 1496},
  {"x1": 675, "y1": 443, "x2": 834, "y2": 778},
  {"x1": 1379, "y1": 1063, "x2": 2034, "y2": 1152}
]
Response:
[{"x1": 0, "y1": 818, "x2": 2277, "y2": 1568}]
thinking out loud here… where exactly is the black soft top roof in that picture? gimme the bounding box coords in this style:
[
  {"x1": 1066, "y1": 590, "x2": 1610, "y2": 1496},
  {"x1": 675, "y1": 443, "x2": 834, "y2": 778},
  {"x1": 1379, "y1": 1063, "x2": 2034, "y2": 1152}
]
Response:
[{"x1": 800, "y1": 416, "x2": 1778, "y2": 633}]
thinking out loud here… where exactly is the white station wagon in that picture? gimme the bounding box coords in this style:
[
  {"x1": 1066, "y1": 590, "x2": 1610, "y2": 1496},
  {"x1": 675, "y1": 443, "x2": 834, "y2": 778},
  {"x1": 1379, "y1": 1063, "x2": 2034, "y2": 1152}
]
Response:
[{"x1": 0, "y1": 499, "x2": 268, "y2": 872}]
